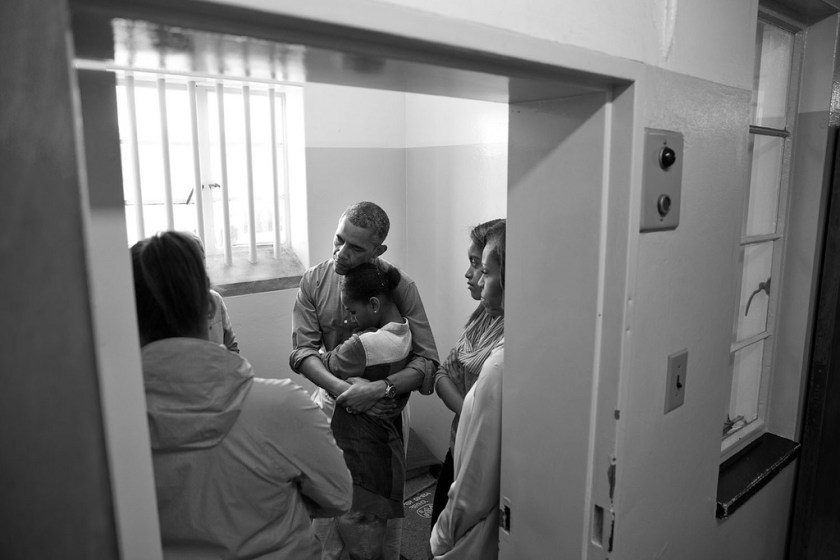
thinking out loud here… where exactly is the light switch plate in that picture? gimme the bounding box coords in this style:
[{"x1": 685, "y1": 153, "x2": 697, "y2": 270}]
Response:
[
  {"x1": 664, "y1": 349, "x2": 688, "y2": 414},
  {"x1": 641, "y1": 129, "x2": 683, "y2": 232}
]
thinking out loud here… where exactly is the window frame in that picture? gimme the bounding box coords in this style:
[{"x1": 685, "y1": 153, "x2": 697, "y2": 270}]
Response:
[
  {"x1": 722, "y1": 12, "x2": 804, "y2": 461},
  {"x1": 112, "y1": 68, "x2": 305, "y2": 292}
]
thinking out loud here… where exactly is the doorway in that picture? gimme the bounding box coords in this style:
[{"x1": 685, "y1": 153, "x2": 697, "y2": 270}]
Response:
[{"x1": 70, "y1": 1, "x2": 638, "y2": 558}]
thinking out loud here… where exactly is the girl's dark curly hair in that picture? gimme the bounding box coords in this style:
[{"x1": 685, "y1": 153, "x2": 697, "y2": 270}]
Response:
[{"x1": 340, "y1": 262, "x2": 401, "y2": 302}]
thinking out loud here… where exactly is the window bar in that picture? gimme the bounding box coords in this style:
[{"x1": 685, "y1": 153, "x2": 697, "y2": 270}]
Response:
[
  {"x1": 731, "y1": 330, "x2": 772, "y2": 353},
  {"x1": 216, "y1": 82, "x2": 232, "y2": 266},
  {"x1": 125, "y1": 74, "x2": 145, "y2": 240},
  {"x1": 280, "y1": 93, "x2": 292, "y2": 248},
  {"x1": 749, "y1": 125, "x2": 790, "y2": 138},
  {"x1": 187, "y1": 81, "x2": 205, "y2": 242},
  {"x1": 157, "y1": 77, "x2": 174, "y2": 230},
  {"x1": 243, "y1": 84, "x2": 257, "y2": 263},
  {"x1": 269, "y1": 88, "x2": 282, "y2": 258},
  {"x1": 742, "y1": 233, "x2": 782, "y2": 246}
]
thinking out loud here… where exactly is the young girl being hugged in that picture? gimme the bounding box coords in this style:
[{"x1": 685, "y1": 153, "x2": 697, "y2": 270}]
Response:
[{"x1": 319, "y1": 262, "x2": 413, "y2": 559}]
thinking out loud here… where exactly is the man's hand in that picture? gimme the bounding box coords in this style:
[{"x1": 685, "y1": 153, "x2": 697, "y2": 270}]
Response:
[{"x1": 335, "y1": 377, "x2": 385, "y2": 413}]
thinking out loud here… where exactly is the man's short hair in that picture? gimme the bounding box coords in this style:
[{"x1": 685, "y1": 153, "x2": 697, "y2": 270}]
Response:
[{"x1": 341, "y1": 201, "x2": 390, "y2": 244}]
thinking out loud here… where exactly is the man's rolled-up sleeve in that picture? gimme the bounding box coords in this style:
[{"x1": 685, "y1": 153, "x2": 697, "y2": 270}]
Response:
[
  {"x1": 395, "y1": 278, "x2": 440, "y2": 392},
  {"x1": 289, "y1": 273, "x2": 323, "y2": 372}
]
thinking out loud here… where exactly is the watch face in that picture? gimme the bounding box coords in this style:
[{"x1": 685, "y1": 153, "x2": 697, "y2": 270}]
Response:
[{"x1": 385, "y1": 381, "x2": 397, "y2": 398}]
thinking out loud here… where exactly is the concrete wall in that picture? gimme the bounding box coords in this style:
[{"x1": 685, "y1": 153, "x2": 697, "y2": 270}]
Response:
[
  {"x1": 501, "y1": 91, "x2": 610, "y2": 559},
  {"x1": 2, "y1": 2, "x2": 120, "y2": 556},
  {"x1": 404, "y1": 93, "x2": 508, "y2": 459},
  {"x1": 612, "y1": 66, "x2": 757, "y2": 560},
  {"x1": 303, "y1": 83, "x2": 408, "y2": 269},
  {"x1": 214, "y1": 0, "x2": 758, "y2": 89}
]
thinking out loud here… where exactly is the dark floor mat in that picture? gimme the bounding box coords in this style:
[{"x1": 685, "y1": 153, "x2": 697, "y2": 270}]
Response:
[{"x1": 401, "y1": 473, "x2": 436, "y2": 560}]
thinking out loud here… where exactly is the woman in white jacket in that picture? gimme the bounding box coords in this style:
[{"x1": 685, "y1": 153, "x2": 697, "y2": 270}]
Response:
[
  {"x1": 430, "y1": 221, "x2": 506, "y2": 560},
  {"x1": 133, "y1": 231, "x2": 352, "y2": 559}
]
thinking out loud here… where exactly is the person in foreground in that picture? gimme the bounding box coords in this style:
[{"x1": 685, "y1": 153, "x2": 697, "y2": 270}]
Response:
[
  {"x1": 290, "y1": 201, "x2": 439, "y2": 559},
  {"x1": 431, "y1": 219, "x2": 505, "y2": 527},
  {"x1": 319, "y1": 263, "x2": 412, "y2": 558},
  {"x1": 133, "y1": 231, "x2": 352, "y2": 559},
  {"x1": 430, "y1": 221, "x2": 506, "y2": 560}
]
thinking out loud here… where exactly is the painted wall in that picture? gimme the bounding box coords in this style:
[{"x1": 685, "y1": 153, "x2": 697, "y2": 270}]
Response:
[
  {"x1": 303, "y1": 83, "x2": 407, "y2": 269},
  {"x1": 404, "y1": 93, "x2": 508, "y2": 459},
  {"x1": 2, "y1": 2, "x2": 119, "y2": 556},
  {"x1": 213, "y1": 0, "x2": 758, "y2": 90},
  {"x1": 501, "y1": 92, "x2": 610, "y2": 559},
  {"x1": 79, "y1": 70, "x2": 163, "y2": 559},
  {"x1": 612, "y1": 67, "x2": 761, "y2": 559}
]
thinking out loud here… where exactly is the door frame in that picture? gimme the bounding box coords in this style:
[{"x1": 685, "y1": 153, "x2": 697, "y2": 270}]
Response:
[{"x1": 69, "y1": 1, "x2": 642, "y2": 558}]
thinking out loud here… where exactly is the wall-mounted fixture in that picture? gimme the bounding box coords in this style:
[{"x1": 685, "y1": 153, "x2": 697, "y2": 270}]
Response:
[
  {"x1": 641, "y1": 129, "x2": 683, "y2": 232},
  {"x1": 664, "y1": 349, "x2": 688, "y2": 414}
]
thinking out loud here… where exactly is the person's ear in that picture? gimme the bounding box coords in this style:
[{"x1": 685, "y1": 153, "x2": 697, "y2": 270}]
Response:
[
  {"x1": 373, "y1": 244, "x2": 387, "y2": 258},
  {"x1": 369, "y1": 297, "x2": 381, "y2": 314}
]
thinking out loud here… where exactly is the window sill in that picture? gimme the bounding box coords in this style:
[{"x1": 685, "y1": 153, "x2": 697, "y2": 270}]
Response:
[
  {"x1": 716, "y1": 432, "x2": 800, "y2": 519},
  {"x1": 207, "y1": 244, "x2": 304, "y2": 296}
]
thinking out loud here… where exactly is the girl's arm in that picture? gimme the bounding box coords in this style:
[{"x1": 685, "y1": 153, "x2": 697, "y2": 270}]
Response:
[
  {"x1": 320, "y1": 333, "x2": 368, "y2": 381},
  {"x1": 435, "y1": 372, "x2": 465, "y2": 414},
  {"x1": 434, "y1": 348, "x2": 467, "y2": 414}
]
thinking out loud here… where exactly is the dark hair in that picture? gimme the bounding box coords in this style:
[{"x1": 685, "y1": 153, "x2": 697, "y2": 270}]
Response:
[
  {"x1": 341, "y1": 262, "x2": 401, "y2": 302},
  {"x1": 470, "y1": 218, "x2": 505, "y2": 251},
  {"x1": 484, "y1": 221, "x2": 506, "y2": 289},
  {"x1": 131, "y1": 231, "x2": 210, "y2": 345},
  {"x1": 341, "y1": 201, "x2": 390, "y2": 244}
]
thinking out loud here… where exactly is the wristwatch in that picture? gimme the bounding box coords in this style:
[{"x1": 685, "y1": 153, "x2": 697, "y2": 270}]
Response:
[{"x1": 383, "y1": 378, "x2": 397, "y2": 399}]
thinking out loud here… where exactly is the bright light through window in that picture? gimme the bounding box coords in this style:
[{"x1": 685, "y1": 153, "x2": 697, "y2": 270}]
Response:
[{"x1": 115, "y1": 73, "x2": 295, "y2": 264}]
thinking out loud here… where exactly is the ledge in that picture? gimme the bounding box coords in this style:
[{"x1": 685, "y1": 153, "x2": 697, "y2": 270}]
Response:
[
  {"x1": 716, "y1": 432, "x2": 800, "y2": 519},
  {"x1": 215, "y1": 275, "x2": 301, "y2": 296},
  {"x1": 206, "y1": 244, "x2": 304, "y2": 297}
]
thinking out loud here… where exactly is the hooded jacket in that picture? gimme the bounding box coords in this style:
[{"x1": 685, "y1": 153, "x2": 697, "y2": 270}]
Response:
[{"x1": 143, "y1": 337, "x2": 352, "y2": 559}]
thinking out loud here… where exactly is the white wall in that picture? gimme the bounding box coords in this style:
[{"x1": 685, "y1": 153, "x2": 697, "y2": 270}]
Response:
[
  {"x1": 303, "y1": 83, "x2": 408, "y2": 268},
  {"x1": 501, "y1": 92, "x2": 609, "y2": 559},
  {"x1": 404, "y1": 93, "x2": 508, "y2": 458},
  {"x1": 613, "y1": 67, "x2": 755, "y2": 560},
  {"x1": 210, "y1": 0, "x2": 758, "y2": 89}
]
